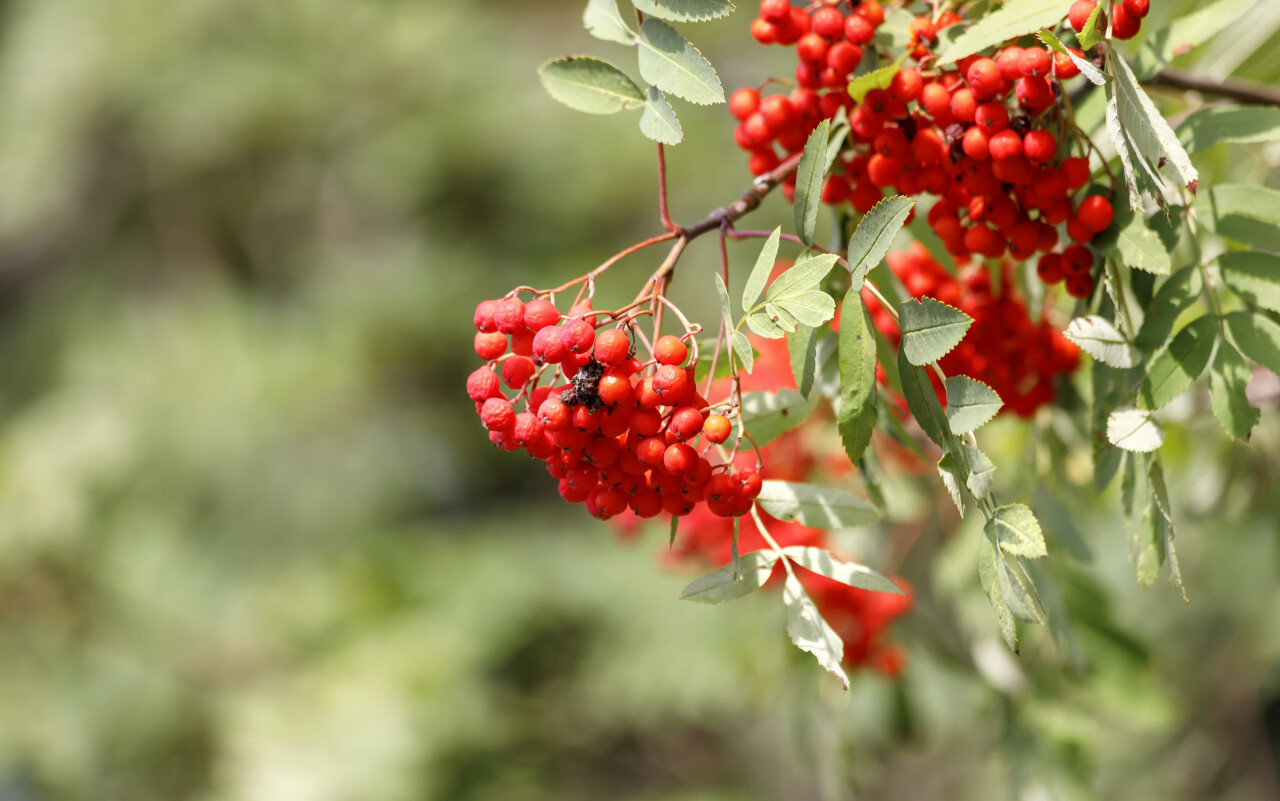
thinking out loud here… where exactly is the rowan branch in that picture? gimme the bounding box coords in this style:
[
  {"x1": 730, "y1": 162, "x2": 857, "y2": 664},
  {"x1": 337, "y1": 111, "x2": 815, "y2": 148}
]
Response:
[{"x1": 1148, "y1": 68, "x2": 1280, "y2": 108}]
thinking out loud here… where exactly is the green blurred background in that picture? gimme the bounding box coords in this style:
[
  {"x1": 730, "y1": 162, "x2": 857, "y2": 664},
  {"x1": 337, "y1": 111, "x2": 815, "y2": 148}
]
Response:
[{"x1": 0, "y1": 1, "x2": 1277, "y2": 799}]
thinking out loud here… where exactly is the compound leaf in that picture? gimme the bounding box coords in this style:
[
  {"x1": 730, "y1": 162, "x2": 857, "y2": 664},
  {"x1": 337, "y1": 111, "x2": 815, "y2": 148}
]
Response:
[
  {"x1": 837, "y1": 293, "x2": 878, "y2": 464},
  {"x1": 1225, "y1": 310, "x2": 1280, "y2": 376},
  {"x1": 1176, "y1": 104, "x2": 1280, "y2": 152},
  {"x1": 944, "y1": 375, "x2": 1002, "y2": 434},
  {"x1": 736, "y1": 389, "x2": 816, "y2": 446},
  {"x1": 987, "y1": 504, "x2": 1048, "y2": 560},
  {"x1": 584, "y1": 0, "x2": 636, "y2": 44},
  {"x1": 1218, "y1": 250, "x2": 1280, "y2": 312},
  {"x1": 742, "y1": 227, "x2": 780, "y2": 311},
  {"x1": 636, "y1": 18, "x2": 724, "y2": 105},
  {"x1": 898, "y1": 350, "x2": 950, "y2": 450},
  {"x1": 538, "y1": 56, "x2": 645, "y2": 114}
]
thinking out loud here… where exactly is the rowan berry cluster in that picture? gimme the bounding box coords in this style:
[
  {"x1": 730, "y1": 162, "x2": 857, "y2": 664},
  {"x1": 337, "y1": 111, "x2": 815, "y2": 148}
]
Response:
[
  {"x1": 469, "y1": 293, "x2": 765, "y2": 521},
  {"x1": 731, "y1": 0, "x2": 1123, "y2": 300},
  {"x1": 867, "y1": 243, "x2": 1081, "y2": 416}
]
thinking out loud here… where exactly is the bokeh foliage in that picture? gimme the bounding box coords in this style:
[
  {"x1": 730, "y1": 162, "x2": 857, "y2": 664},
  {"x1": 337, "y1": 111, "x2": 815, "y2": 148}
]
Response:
[{"x1": 0, "y1": 1, "x2": 1276, "y2": 800}]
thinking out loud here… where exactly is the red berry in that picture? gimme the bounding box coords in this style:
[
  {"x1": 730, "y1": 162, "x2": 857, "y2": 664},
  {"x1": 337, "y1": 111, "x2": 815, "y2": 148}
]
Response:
[
  {"x1": 466, "y1": 367, "x2": 501, "y2": 402},
  {"x1": 854, "y1": 1, "x2": 884, "y2": 26},
  {"x1": 920, "y1": 82, "x2": 951, "y2": 118},
  {"x1": 962, "y1": 126, "x2": 991, "y2": 160},
  {"x1": 593, "y1": 328, "x2": 631, "y2": 365},
  {"x1": 796, "y1": 31, "x2": 829, "y2": 63},
  {"x1": 501, "y1": 356, "x2": 537, "y2": 389},
  {"x1": 827, "y1": 41, "x2": 863, "y2": 75},
  {"x1": 474, "y1": 300, "x2": 499, "y2": 333},
  {"x1": 966, "y1": 58, "x2": 1002, "y2": 100},
  {"x1": 480, "y1": 398, "x2": 516, "y2": 431},
  {"x1": 1018, "y1": 47, "x2": 1052, "y2": 79},
  {"x1": 1061, "y1": 156, "x2": 1090, "y2": 189},
  {"x1": 950, "y1": 88, "x2": 978, "y2": 122},
  {"x1": 844, "y1": 13, "x2": 875, "y2": 44},
  {"x1": 702, "y1": 413, "x2": 731, "y2": 444},
  {"x1": 811, "y1": 6, "x2": 845, "y2": 39},
  {"x1": 598, "y1": 373, "x2": 633, "y2": 407},
  {"x1": 988, "y1": 129, "x2": 1023, "y2": 161},
  {"x1": 1023, "y1": 129, "x2": 1057, "y2": 164},
  {"x1": 560, "y1": 318, "x2": 596, "y2": 354},
  {"x1": 538, "y1": 397, "x2": 570, "y2": 431},
  {"x1": 1062, "y1": 244, "x2": 1094, "y2": 276},
  {"x1": 1053, "y1": 50, "x2": 1082, "y2": 80},
  {"x1": 759, "y1": 0, "x2": 790, "y2": 23},
  {"x1": 1065, "y1": 273, "x2": 1095, "y2": 299},
  {"x1": 975, "y1": 101, "x2": 1009, "y2": 132},
  {"x1": 663, "y1": 442, "x2": 698, "y2": 478},
  {"x1": 475, "y1": 331, "x2": 508, "y2": 360},
  {"x1": 997, "y1": 47, "x2": 1025, "y2": 81},
  {"x1": 1036, "y1": 253, "x2": 1065, "y2": 284},
  {"x1": 729, "y1": 87, "x2": 761, "y2": 121},
  {"x1": 1069, "y1": 0, "x2": 1097, "y2": 33},
  {"x1": 1016, "y1": 76, "x2": 1055, "y2": 113},
  {"x1": 669, "y1": 406, "x2": 705, "y2": 440},
  {"x1": 1122, "y1": 0, "x2": 1149, "y2": 19},
  {"x1": 888, "y1": 68, "x2": 922, "y2": 103},
  {"x1": 735, "y1": 470, "x2": 764, "y2": 499},
  {"x1": 652, "y1": 364, "x2": 689, "y2": 402},
  {"x1": 1077, "y1": 195, "x2": 1115, "y2": 233},
  {"x1": 1112, "y1": 6, "x2": 1141, "y2": 39},
  {"x1": 653, "y1": 334, "x2": 689, "y2": 366},
  {"x1": 750, "y1": 17, "x2": 777, "y2": 44}
]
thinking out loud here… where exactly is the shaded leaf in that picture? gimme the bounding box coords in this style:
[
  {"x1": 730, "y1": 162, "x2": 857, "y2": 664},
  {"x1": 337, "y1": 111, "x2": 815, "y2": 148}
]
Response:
[
  {"x1": 680, "y1": 550, "x2": 779, "y2": 603},
  {"x1": 847, "y1": 196, "x2": 914, "y2": 289},
  {"x1": 1207, "y1": 341, "x2": 1259, "y2": 441},
  {"x1": 1112, "y1": 54, "x2": 1199, "y2": 197},
  {"x1": 742, "y1": 227, "x2": 780, "y2": 311},
  {"x1": 987, "y1": 504, "x2": 1047, "y2": 560},
  {"x1": 1134, "y1": 0, "x2": 1259, "y2": 77},
  {"x1": 1196, "y1": 184, "x2": 1280, "y2": 252},
  {"x1": 731, "y1": 330, "x2": 755, "y2": 373},
  {"x1": 736, "y1": 388, "x2": 816, "y2": 446},
  {"x1": 1135, "y1": 266, "x2": 1202, "y2": 353},
  {"x1": 794, "y1": 119, "x2": 832, "y2": 246},
  {"x1": 788, "y1": 324, "x2": 818, "y2": 398},
  {"x1": 978, "y1": 532, "x2": 1020, "y2": 652},
  {"x1": 756, "y1": 480, "x2": 882, "y2": 529},
  {"x1": 1218, "y1": 251, "x2": 1280, "y2": 312},
  {"x1": 1100, "y1": 204, "x2": 1172, "y2": 275},
  {"x1": 1140, "y1": 315, "x2": 1218, "y2": 410},
  {"x1": 1176, "y1": 104, "x2": 1280, "y2": 152},
  {"x1": 1226, "y1": 310, "x2": 1280, "y2": 376},
  {"x1": 637, "y1": 18, "x2": 724, "y2": 105},
  {"x1": 937, "y1": 452, "x2": 966, "y2": 517},
  {"x1": 538, "y1": 56, "x2": 645, "y2": 114},
  {"x1": 837, "y1": 293, "x2": 878, "y2": 464},
  {"x1": 898, "y1": 350, "x2": 950, "y2": 450}
]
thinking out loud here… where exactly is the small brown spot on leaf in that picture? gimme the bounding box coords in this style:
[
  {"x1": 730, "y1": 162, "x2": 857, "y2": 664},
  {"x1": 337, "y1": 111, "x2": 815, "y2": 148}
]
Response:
[
  {"x1": 1187, "y1": 179, "x2": 1199, "y2": 196},
  {"x1": 1158, "y1": 156, "x2": 1167, "y2": 168}
]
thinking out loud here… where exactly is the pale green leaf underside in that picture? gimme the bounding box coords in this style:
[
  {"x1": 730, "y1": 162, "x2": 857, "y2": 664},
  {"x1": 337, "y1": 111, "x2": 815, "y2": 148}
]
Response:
[
  {"x1": 1176, "y1": 104, "x2": 1280, "y2": 152},
  {"x1": 630, "y1": 0, "x2": 735, "y2": 23},
  {"x1": 767, "y1": 252, "x2": 839, "y2": 302},
  {"x1": 1065, "y1": 315, "x2": 1140, "y2": 368},
  {"x1": 781, "y1": 546, "x2": 903, "y2": 594},
  {"x1": 731, "y1": 330, "x2": 755, "y2": 373},
  {"x1": 736, "y1": 389, "x2": 816, "y2": 446},
  {"x1": 944, "y1": 375, "x2": 1002, "y2": 434},
  {"x1": 680, "y1": 550, "x2": 778, "y2": 603},
  {"x1": 639, "y1": 86, "x2": 683, "y2": 144},
  {"x1": 742, "y1": 227, "x2": 780, "y2": 311},
  {"x1": 538, "y1": 56, "x2": 645, "y2": 114},
  {"x1": 987, "y1": 503, "x2": 1047, "y2": 559},
  {"x1": 1107, "y1": 408, "x2": 1166, "y2": 452},
  {"x1": 584, "y1": 0, "x2": 636, "y2": 44},
  {"x1": 756, "y1": 480, "x2": 882, "y2": 530},
  {"x1": 783, "y1": 575, "x2": 849, "y2": 690}
]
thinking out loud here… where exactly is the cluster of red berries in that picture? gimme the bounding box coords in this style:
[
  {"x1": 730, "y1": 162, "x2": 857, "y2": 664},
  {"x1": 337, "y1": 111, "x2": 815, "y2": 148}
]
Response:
[
  {"x1": 469, "y1": 294, "x2": 767, "y2": 521},
  {"x1": 866, "y1": 243, "x2": 1081, "y2": 416},
  {"x1": 730, "y1": 0, "x2": 1121, "y2": 299},
  {"x1": 1070, "y1": 0, "x2": 1150, "y2": 41}
]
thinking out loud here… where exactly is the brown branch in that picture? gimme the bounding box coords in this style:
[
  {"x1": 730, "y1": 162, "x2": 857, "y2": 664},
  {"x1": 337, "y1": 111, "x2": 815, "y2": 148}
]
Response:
[{"x1": 1147, "y1": 68, "x2": 1280, "y2": 107}]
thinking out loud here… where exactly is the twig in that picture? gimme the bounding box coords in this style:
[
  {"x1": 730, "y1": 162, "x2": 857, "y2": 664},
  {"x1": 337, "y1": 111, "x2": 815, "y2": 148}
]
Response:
[{"x1": 1148, "y1": 69, "x2": 1280, "y2": 108}]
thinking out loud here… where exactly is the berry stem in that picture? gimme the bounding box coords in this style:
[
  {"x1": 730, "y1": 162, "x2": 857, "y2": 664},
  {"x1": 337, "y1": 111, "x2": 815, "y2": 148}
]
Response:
[{"x1": 657, "y1": 144, "x2": 677, "y2": 233}]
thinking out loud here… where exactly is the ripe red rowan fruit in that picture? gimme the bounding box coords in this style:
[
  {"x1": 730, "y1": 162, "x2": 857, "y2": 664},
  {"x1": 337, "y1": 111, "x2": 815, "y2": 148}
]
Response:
[
  {"x1": 560, "y1": 318, "x2": 596, "y2": 354},
  {"x1": 501, "y1": 356, "x2": 537, "y2": 389},
  {"x1": 493, "y1": 297, "x2": 527, "y2": 334},
  {"x1": 1077, "y1": 195, "x2": 1115, "y2": 233},
  {"x1": 593, "y1": 328, "x2": 631, "y2": 365},
  {"x1": 1069, "y1": 0, "x2": 1098, "y2": 32},
  {"x1": 480, "y1": 398, "x2": 516, "y2": 431},
  {"x1": 474, "y1": 300, "x2": 499, "y2": 333},
  {"x1": 475, "y1": 331, "x2": 508, "y2": 361},
  {"x1": 653, "y1": 335, "x2": 689, "y2": 366},
  {"x1": 729, "y1": 87, "x2": 760, "y2": 121}
]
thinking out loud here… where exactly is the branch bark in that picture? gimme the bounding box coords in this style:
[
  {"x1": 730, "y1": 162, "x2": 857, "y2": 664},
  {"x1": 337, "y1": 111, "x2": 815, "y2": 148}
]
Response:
[{"x1": 1148, "y1": 68, "x2": 1280, "y2": 107}]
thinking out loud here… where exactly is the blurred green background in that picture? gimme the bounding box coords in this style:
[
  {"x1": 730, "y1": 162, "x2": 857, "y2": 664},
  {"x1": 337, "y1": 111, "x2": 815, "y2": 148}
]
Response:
[{"x1": 0, "y1": 1, "x2": 1277, "y2": 799}]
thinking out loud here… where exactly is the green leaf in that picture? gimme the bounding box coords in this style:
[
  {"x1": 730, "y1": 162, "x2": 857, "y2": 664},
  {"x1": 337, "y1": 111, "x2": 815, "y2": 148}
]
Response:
[
  {"x1": 794, "y1": 119, "x2": 832, "y2": 247},
  {"x1": 636, "y1": 18, "x2": 725, "y2": 105},
  {"x1": 742, "y1": 227, "x2": 780, "y2": 311},
  {"x1": 997, "y1": 556, "x2": 1044, "y2": 624},
  {"x1": 846, "y1": 196, "x2": 914, "y2": 289},
  {"x1": 629, "y1": 0, "x2": 735, "y2": 23},
  {"x1": 847, "y1": 64, "x2": 900, "y2": 105},
  {"x1": 1195, "y1": 184, "x2": 1280, "y2": 252},
  {"x1": 987, "y1": 504, "x2": 1047, "y2": 560},
  {"x1": 964, "y1": 443, "x2": 996, "y2": 499},
  {"x1": 1176, "y1": 105, "x2": 1280, "y2": 152},
  {"x1": 736, "y1": 389, "x2": 816, "y2": 446},
  {"x1": 944, "y1": 376, "x2": 1002, "y2": 434},
  {"x1": 1098, "y1": 205, "x2": 1172, "y2": 275},
  {"x1": 713, "y1": 271, "x2": 736, "y2": 338},
  {"x1": 745, "y1": 310, "x2": 786, "y2": 339},
  {"x1": 1075, "y1": 3, "x2": 1106, "y2": 52},
  {"x1": 774, "y1": 291, "x2": 836, "y2": 328},
  {"x1": 1038, "y1": 28, "x2": 1105, "y2": 85},
  {"x1": 898, "y1": 296, "x2": 973, "y2": 366},
  {"x1": 765, "y1": 302, "x2": 799, "y2": 333},
  {"x1": 538, "y1": 57, "x2": 646, "y2": 114},
  {"x1": 584, "y1": 0, "x2": 636, "y2": 44},
  {"x1": 1140, "y1": 315, "x2": 1218, "y2": 409},
  {"x1": 1225, "y1": 310, "x2": 1280, "y2": 376},
  {"x1": 1148, "y1": 458, "x2": 1187, "y2": 601},
  {"x1": 782, "y1": 574, "x2": 849, "y2": 690},
  {"x1": 1065, "y1": 315, "x2": 1140, "y2": 368},
  {"x1": 935, "y1": 0, "x2": 1075, "y2": 66},
  {"x1": 1134, "y1": 0, "x2": 1260, "y2": 77},
  {"x1": 679, "y1": 550, "x2": 779, "y2": 603},
  {"x1": 1107, "y1": 95, "x2": 1161, "y2": 210},
  {"x1": 639, "y1": 86, "x2": 684, "y2": 144},
  {"x1": 731, "y1": 330, "x2": 755, "y2": 373},
  {"x1": 1218, "y1": 251, "x2": 1280, "y2": 313},
  {"x1": 1107, "y1": 408, "x2": 1166, "y2": 452},
  {"x1": 1132, "y1": 500, "x2": 1165, "y2": 589},
  {"x1": 766, "y1": 252, "x2": 839, "y2": 302},
  {"x1": 1135, "y1": 267, "x2": 1202, "y2": 353},
  {"x1": 937, "y1": 452, "x2": 966, "y2": 517},
  {"x1": 1207, "y1": 341, "x2": 1259, "y2": 441},
  {"x1": 825, "y1": 117, "x2": 851, "y2": 175},
  {"x1": 756, "y1": 480, "x2": 881, "y2": 529},
  {"x1": 1111, "y1": 54, "x2": 1200, "y2": 197},
  {"x1": 788, "y1": 324, "x2": 818, "y2": 398},
  {"x1": 898, "y1": 350, "x2": 950, "y2": 450},
  {"x1": 978, "y1": 533, "x2": 1020, "y2": 652},
  {"x1": 837, "y1": 293, "x2": 878, "y2": 465},
  {"x1": 780, "y1": 546, "x2": 903, "y2": 594}
]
